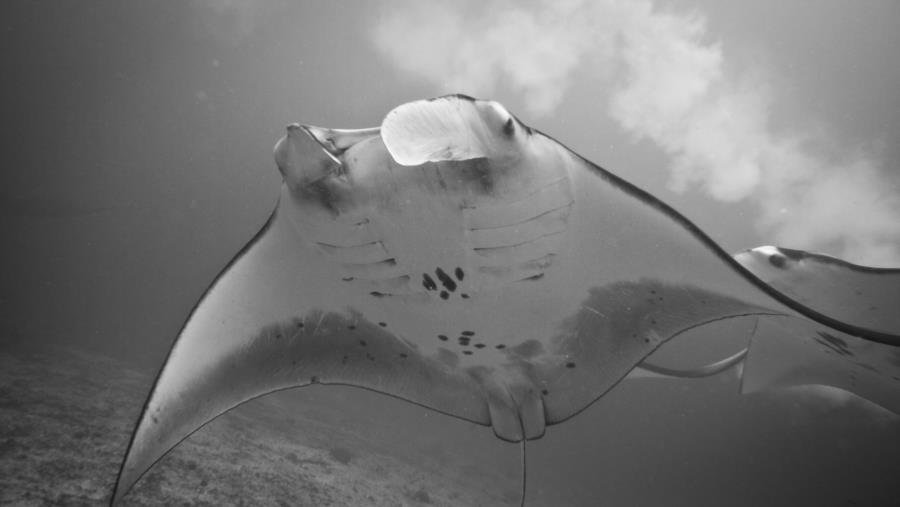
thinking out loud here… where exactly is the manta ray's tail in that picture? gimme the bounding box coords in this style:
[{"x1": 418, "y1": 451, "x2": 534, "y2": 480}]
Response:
[{"x1": 519, "y1": 436, "x2": 528, "y2": 507}]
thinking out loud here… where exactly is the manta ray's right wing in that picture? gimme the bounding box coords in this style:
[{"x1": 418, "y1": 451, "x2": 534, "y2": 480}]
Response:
[
  {"x1": 736, "y1": 246, "x2": 900, "y2": 335},
  {"x1": 734, "y1": 246, "x2": 900, "y2": 411},
  {"x1": 627, "y1": 246, "x2": 900, "y2": 414}
]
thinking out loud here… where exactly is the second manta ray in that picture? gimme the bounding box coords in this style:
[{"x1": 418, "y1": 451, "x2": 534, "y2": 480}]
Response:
[{"x1": 113, "y1": 95, "x2": 900, "y2": 505}]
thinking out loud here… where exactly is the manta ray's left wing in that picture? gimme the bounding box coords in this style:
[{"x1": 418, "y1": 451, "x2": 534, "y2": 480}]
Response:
[{"x1": 111, "y1": 129, "x2": 496, "y2": 504}]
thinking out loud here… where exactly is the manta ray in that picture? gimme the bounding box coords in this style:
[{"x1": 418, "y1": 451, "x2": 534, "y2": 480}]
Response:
[{"x1": 112, "y1": 95, "x2": 900, "y2": 505}]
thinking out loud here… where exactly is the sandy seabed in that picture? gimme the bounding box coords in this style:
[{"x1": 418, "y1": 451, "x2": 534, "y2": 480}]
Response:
[{"x1": 0, "y1": 346, "x2": 519, "y2": 506}]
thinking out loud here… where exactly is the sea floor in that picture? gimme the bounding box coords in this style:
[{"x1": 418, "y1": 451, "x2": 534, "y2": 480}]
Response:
[
  {"x1": 3, "y1": 341, "x2": 899, "y2": 506},
  {"x1": 0, "y1": 346, "x2": 520, "y2": 506}
]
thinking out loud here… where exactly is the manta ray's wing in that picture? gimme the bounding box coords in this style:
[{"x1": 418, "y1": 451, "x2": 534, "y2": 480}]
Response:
[
  {"x1": 111, "y1": 132, "x2": 496, "y2": 504},
  {"x1": 740, "y1": 316, "x2": 900, "y2": 414},
  {"x1": 625, "y1": 247, "x2": 900, "y2": 410},
  {"x1": 733, "y1": 246, "x2": 900, "y2": 411},
  {"x1": 631, "y1": 348, "x2": 748, "y2": 380},
  {"x1": 735, "y1": 246, "x2": 900, "y2": 335},
  {"x1": 484, "y1": 123, "x2": 897, "y2": 427}
]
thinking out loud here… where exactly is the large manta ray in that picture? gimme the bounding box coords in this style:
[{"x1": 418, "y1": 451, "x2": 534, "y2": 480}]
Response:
[{"x1": 112, "y1": 95, "x2": 900, "y2": 505}]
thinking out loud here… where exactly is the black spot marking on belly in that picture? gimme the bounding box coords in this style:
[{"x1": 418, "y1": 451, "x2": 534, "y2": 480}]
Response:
[
  {"x1": 422, "y1": 267, "x2": 470, "y2": 300},
  {"x1": 463, "y1": 350, "x2": 473, "y2": 355},
  {"x1": 565, "y1": 362, "x2": 576, "y2": 369},
  {"x1": 378, "y1": 322, "x2": 387, "y2": 327},
  {"x1": 495, "y1": 344, "x2": 506, "y2": 349},
  {"x1": 461, "y1": 330, "x2": 475, "y2": 336},
  {"x1": 435, "y1": 268, "x2": 457, "y2": 292},
  {"x1": 438, "y1": 334, "x2": 449, "y2": 341},
  {"x1": 474, "y1": 343, "x2": 485, "y2": 349}
]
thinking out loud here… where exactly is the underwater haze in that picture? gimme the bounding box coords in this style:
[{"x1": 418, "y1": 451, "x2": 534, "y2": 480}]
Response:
[{"x1": 2, "y1": 1, "x2": 900, "y2": 506}]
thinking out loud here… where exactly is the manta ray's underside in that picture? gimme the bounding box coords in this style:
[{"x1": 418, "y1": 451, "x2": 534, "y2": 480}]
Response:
[{"x1": 112, "y1": 95, "x2": 900, "y2": 505}]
